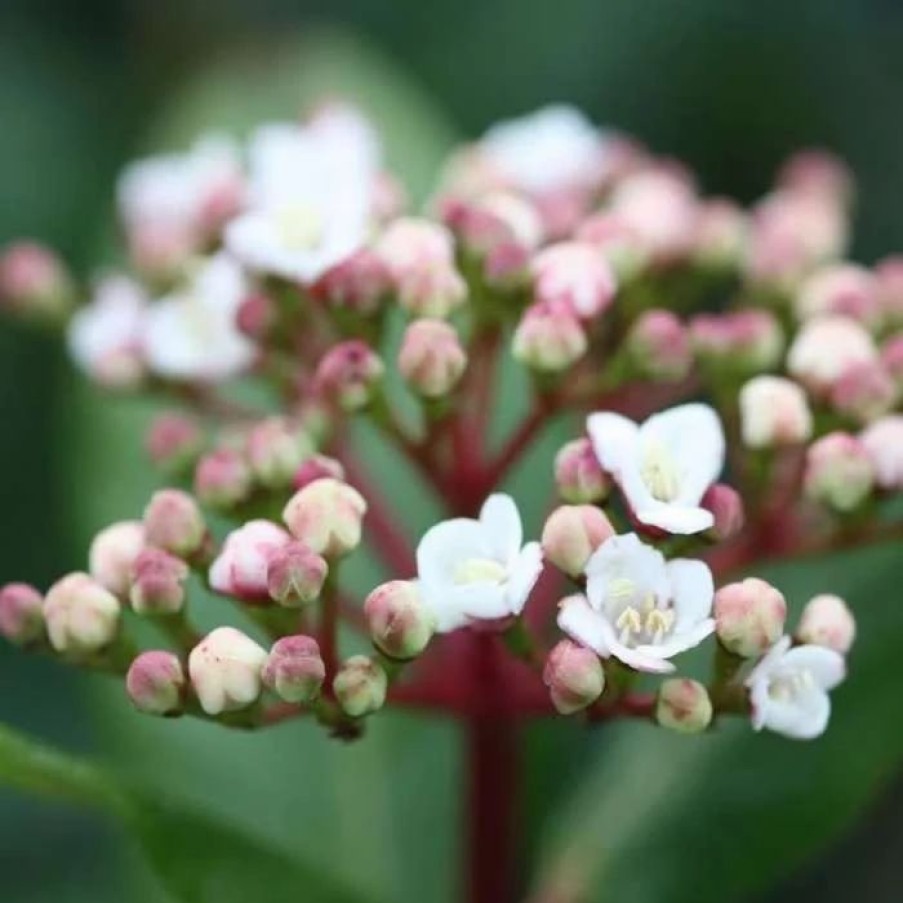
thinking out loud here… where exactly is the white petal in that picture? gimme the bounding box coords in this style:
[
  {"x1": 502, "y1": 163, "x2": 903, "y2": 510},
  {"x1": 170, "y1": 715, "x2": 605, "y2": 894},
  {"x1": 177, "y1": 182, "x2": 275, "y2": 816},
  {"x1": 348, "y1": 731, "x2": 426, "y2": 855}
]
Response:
[
  {"x1": 586, "y1": 412, "x2": 639, "y2": 477},
  {"x1": 745, "y1": 636, "x2": 793, "y2": 687},
  {"x1": 557, "y1": 594, "x2": 612, "y2": 657},
  {"x1": 666, "y1": 558, "x2": 715, "y2": 628},
  {"x1": 760, "y1": 688, "x2": 831, "y2": 740},
  {"x1": 479, "y1": 493, "x2": 523, "y2": 563},
  {"x1": 780, "y1": 645, "x2": 846, "y2": 691},
  {"x1": 640, "y1": 618, "x2": 715, "y2": 659},
  {"x1": 416, "y1": 518, "x2": 485, "y2": 588},
  {"x1": 505, "y1": 542, "x2": 544, "y2": 615},
  {"x1": 584, "y1": 533, "x2": 669, "y2": 610},
  {"x1": 634, "y1": 502, "x2": 714, "y2": 535},
  {"x1": 606, "y1": 636, "x2": 676, "y2": 674}
]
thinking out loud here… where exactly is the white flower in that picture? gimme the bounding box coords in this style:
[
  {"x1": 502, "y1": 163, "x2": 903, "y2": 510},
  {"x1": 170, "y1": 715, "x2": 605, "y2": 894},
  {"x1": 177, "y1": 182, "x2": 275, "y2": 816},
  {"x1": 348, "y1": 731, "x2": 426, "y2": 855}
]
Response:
[
  {"x1": 587, "y1": 403, "x2": 725, "y2": 534},
  {"x1": 67, "y1": 275, "x2": 146, "y2": 387},
  {"x1": 144, "y1": 253, "x2": 255, "y2": 382},
  {"x1": 416, "y1": 494, "x2": 543, "y2": 632},
  {"x1": 558, "y1": 533, "x2": 714, "y2": 673},
  {"x1": 225, "y1": 107, "x2": 379, "y2": 283},
  {"x1": 745, "y1": 636, "x2": 845, "y2": 739}
]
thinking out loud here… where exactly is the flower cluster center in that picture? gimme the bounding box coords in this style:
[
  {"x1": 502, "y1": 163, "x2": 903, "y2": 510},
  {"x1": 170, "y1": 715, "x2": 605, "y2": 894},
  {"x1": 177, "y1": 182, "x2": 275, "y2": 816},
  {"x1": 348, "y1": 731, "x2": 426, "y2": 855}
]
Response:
[{"x1": 640, "y1": 439, "x2": 681, "y2": 502}]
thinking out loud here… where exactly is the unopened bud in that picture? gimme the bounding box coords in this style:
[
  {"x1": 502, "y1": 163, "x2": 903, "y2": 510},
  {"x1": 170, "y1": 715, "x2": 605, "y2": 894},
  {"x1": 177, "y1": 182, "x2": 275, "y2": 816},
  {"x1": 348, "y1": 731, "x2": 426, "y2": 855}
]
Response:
[
  {"x1": 364, "y1": 580, "x2": 434, "y2": 660},
  {"x1": 333, "y1": 655, "x2": 387, "y2": 718},
  {"x1": 795, "y1": 263, "x2": 880, "y2": 327},
  {"x1": 0, "y1": 241, "x2": 73, "y2": 318},
  {"x1": 194, "y1": 448, "x2": 252, "y2": 509},
  {"x1": 311, "y1": 248, "x2": 391, "y2": 316},
  {"x1": 129, "y1": 547, "x2": 189, "y2": 615},
  {"x1": 627, "y1": 309, "x2": 692, "y2": 381},
  {"x1": 531, "y1": 241, "x2": 616, "y2": 320},
  {"x1": 282, "y1": 478, "x2": 367, "y2": 559},
  {"x1": 292, "y1": 454, "x2": 346, "y2": 490},
  {"x1": 314, "y1": 341, "x2": 385, "y2": 412},
  {"x1": 804, "y1": 432, "x2": 875, "y2": 512},
  {"x1": 43, "y1": 573, "x2": 120, "y2": 656},
  {"x1": 881, "y1": 333, "x2": 903, "y2": 388},
  {"x1": 876, "y1": 256, "x2": 903, "y2": 327},
  {"x1": 829, "y1": 361, "x2": 897, "y2": 425},
  {"x1": 266, "y1": 541, "x2": 328, "y2": 607},
  {"x1": 397, "y1": 319, "x2": 467, "y2": 398},
  {"x1": 787, "y1": 315, "x2": 877, "y2": 395},
  {"x1": 235, "y1": 292, "x2": 278, "y2": 340},
  {"x1": 146, "y1": 413, "x2": 203, "y2": 474},
  {"x1": 88, "y1": 520, "x2": 145, "y2": 597},
  {"x1": 543, "y1": 639, "x2": 605, "y2": 714},
  {"x1": 0, "y1": 583, "x2": 44, "y2": 645},
  {"x1": 209, "y1": 520, "x2": 291, "y2": 603},
  {"x1": 796, "y1": 594, "x2": 856, "y2": 654},
  {"x1": 692, "y1": 198, "x2": 747, "y2": 268},
  {"x1": 700, "y1": 484, "x2": 745, "y2": 542},
  {"x1": 143, "y1": 489, "x2": 206, "y2": 558},
  {"x1": 262, "y1": 635, "x2": 326, "y2": 703},
  {"x1": 554, "y1": 438, "x2": 610, "y2": 504},
  {"x1": 656, "y1": 678, "x2": 713, "y2": 734},
  {"x1": 576, "y1": 212, "x2": 648, "y2": 278},
  {"x1": 246, "y1": 417, "x2": 313, "y2": 489},
  {"x1": 512, "y1": 300, "x2": 587, "y2": 372},
  {"x1": 691, "y1": 309, "x2": 784, "y2": 373},
  {"x1": 860, "y1": 415, "x2": 903, "y2": 489},
  {"x1": 126, "y1": 651, "x2": 185, "y2": 715},
  {"x1": 714, "y1": 578, "x2": 787, "y2": 658},
  {"x1": 188, "y1": 626, "x2": 268, "y2": 715},
  {"x1": 739, "y1": 376, "x2": 812, "y2": 448},
  {"x1": 541, "y1": 506, "x2": 615, "y2": 578}
]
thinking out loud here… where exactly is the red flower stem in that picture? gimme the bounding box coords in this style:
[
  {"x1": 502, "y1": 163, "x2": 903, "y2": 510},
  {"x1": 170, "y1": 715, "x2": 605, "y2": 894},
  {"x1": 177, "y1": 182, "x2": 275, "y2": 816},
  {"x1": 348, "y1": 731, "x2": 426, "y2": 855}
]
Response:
[
  {"x1": 482, "y1": 396, "x2": 556, "y2": 490},
  {"x1": 319, "y1": 576, "x2": 339, "y2": 681}
]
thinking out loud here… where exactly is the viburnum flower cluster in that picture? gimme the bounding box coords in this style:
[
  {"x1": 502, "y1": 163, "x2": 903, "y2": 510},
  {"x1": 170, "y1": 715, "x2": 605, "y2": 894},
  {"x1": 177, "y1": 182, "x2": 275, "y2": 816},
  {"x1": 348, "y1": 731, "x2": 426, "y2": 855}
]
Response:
[{"x1": 7, "y1": 99, "x2": 901, "y2": 753}]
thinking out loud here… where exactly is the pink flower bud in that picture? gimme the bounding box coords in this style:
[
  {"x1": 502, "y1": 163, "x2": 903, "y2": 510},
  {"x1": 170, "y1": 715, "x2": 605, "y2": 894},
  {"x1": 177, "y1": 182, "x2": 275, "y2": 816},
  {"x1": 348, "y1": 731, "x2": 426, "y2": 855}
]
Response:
[
  {"x1": 209, "y1": 520, "x2": 292, "y2": 603},
  {"x1": 397, "y1": 319, "x2": 467, "y2": 398},
  {"x1": 188, "y1": 626, "x2": 268, "y2": 715},
  {"x1": 829, "y1": 361, "x2": 897, "y2": 425},
  {"x1": 796, "y1": 594, "x2": 856, "y2": 654},
  {"x1": 804, "y1": 432, "x2": 875, "y2": 512},
  {"x1": 576, "y1": 212, "x2": 648, "y2": 278},
  {"x1": 543, "y1": 639, "x2": 605, "y2": 714},
  {"x1": 541, "y1": 506, "x2": 615, "y2": 578},
  {"x1": 194, "y1": 448, "x2": 253, "y2": 509},
  {"x1": 442, "y1": 192, "x2": 543, "y2": 259},
  {"x1": 700, "y1": 484, "x2": 745, "y2": 542},
  {"x1": 235, "y1": 292, "x2": 278, "y2": 340},
  {"x1": 266, "y1": 541, "x2": 328, "y2": 607},
  {"x1": 860, "y1": 415, "x2": 903, "y2": 489},
  {"x1": 531, "y1": 241, "x2": 616, "y2": 320},
  {"x1": 795, "y1": 264, "x2": 880, "y2": 327},
  {"x1": 778, "y1": 149, "x2": 853, "y2": 207},
  {"x1": 314, "y1": 341, "x2": 385, "y2": 412},
  {"x1": 627, "y1": 309, "x2": 692, "y2": 381},
  {"x1": 143, "y1": 489, "x2": 206, "y2": 558},
  {"x1": 292, "y1": 454, "x2": 346, "y2": 491},
  {"x1": 88, "y1": 520, "x2": 145, "y2": 597},
  {"x1": 129, "y1": 547, "x2": 189, "y2": 615},
  {"x1": 43, "y1": 572, "x2": 121, "y2": 655},
  {"x1": 692, "y1": 198, "x2": 747, "y2": 268},
  {"x1": 0, "y1": 582, "x2": 44, "y2": 645},
  {"x1": 880, "y1": 333, "x2": 903, "y2": 388},
  {"x1": 245, "y1": 417, "x2": 313, "y2": 489},
  {"x1": 146, "y1": 413, "x2": 203, "y2": 474},
  {"x1": 787, "y1": 315, "x2": 877, "y2": 394},
  {"x1": 690, "y1": 309, "x2": 784, "y2": 373},
  {"x1": 875, "y1": 255, "x2": 903, "y2": 327},
  {"x1": 554, "y1": 438, "x2": 610, "y2": 504},
  {"x1": 714, "y1": 578, "x2": 787, "y2": 658},
  {"x1": 262, "y1": 635, "x2": 326, "y2": 703},
  {"x1": 364, "y1": 580, "x2": 434, "y2": 660},
  {"x1": 311, "y1": 248, "x2": 391, "y2": 316},
  {"x1": 656, "y1": 678, "x2": 713, "y2": 733},
  {"x1": 0, "y1": 241, "x2": 73, "y2": 318},
  {"x1": 126, "y1": 650, "x2": 185, "y2": 715},
  {"x1": 739, "y1": 376, "x2": 812, "y2": 448},
  {"x1": 333, "y1": 655, "x2": 387, "y2": 717},
  {"x1": 282, "y1": 478, "x2": 367, "y2": 558},
  {"x1": 512, "y1": 300, "x2": 587, "y2": 372}
]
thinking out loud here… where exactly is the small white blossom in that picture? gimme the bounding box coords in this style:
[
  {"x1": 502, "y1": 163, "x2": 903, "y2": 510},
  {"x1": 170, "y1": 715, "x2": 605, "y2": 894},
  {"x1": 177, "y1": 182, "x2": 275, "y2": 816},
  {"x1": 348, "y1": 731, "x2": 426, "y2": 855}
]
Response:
[
  {"x1": 745, "y1": 637, "x2": 845, "y2": 739},
  {"x1": 558, "y1": 533, "x2": 714, "y2": 673},
  {"x1": 416, "y1": 494, "x2": 543, "y2": 632},
  {"x1": 587, "y1": 403, "x2": 725, "y2": 534}
]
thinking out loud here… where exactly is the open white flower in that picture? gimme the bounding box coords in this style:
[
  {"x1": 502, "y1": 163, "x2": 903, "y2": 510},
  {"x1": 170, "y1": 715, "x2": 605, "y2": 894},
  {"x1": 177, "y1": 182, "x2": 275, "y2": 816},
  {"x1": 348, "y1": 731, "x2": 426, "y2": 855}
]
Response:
[
  {"x1": 587, "y1": 403, "x2": 725, "y2": 534},
  {"x1": 144, "y1": 253, "x2": 255, "y2": 382},
  {"x1": 416, "y1": 494, "x2": 543, "y2": 632},
  {"x1": 745, "y1": 636, "x2": 845, "y2": 739},
  {"x1": 225, "y1": 107, "x2": 379, "y2": 283},
  {"x1": 558, "y1": 533, "x2": 714, "y2": 673}
]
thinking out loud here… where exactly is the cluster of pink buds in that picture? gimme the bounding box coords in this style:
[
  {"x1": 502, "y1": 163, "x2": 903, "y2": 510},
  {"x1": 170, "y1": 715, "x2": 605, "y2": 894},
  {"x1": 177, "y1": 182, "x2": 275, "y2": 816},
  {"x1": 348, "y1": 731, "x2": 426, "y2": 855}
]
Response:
[{"x1": 8, "y1": 99, "x2": 903, "y2": 748}]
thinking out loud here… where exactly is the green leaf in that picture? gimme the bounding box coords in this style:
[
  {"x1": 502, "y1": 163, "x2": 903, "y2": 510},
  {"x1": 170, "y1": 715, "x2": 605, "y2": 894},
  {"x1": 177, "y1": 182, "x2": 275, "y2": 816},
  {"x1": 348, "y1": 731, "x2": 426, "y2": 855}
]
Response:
[{"x1": 532, "y1": 543, "x2": 903, "y2": 903}]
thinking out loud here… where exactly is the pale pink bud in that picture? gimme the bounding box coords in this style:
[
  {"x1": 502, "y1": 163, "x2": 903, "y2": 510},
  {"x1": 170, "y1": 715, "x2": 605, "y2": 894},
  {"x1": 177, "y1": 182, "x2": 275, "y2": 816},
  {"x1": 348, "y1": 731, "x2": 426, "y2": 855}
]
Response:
[
  {"x1": 796, "y1": 594, "x2": 856, "y2": 654},
  {"x1": 512, "y1": 300, "x2": 587, "y2": 372},
  {"x1": 778, "y1": 149, "x2": 853, "y2": 207},
  {"x1": 875, "y1": 255, "x2": 903, "y2": 326},
  {"x1": 88, "y1": 520, "x2": 145, "y2": 597},
  {"x1": 692, "y1": 198, "x2": 747, "y2": 268},
  {"x1": 795, "y1": 264, "x2": 880, "y2": 328},
  {"x1": 266, "y1": 541, "x2": 328, "y2": 607},
  {"x1": 292, "y1": 454, "x2": 346, "y2": 491},
  {"x1": 575, "y1": 212, "x2": 648, "y2": 278},
  {"x1": 194, "y1": 448, "x2": 253, "y2": 509},
  {"x1": 209, "y1": 520, "x2": 292, "y2": 603},
  {"x1": 43, "y1": 572, "x2": 121, "y2": 655},
  {"x1": 543, "y1": 639, "x2": 605, "y2": 714},
  {"x1": 880, "y1": 333, "x2": 903, "y2": 388},
  {"x1": 235, "y1": 292, "x2": 278, "y2": 340},
  {"x1": 126, "y1": 651, "x2": 185, "y2": 715},
  {"x1": 830, "y1": 360, "x2": 897, "y2": 425},
  {"x1": 333, "y1": 655, "x2": 387, "y2": 717},
  {"x1": 129, "y1": 547, "x2": 189, "y2": 615},
  {"x1": 804, "y1": 432, "x2": 875, "y2": 512},
  {"x1": 690, "y1": 309, "x2": 784, "y2": 373},
  {"x1": 146, "y1": 413, "x2": 203, "y2": 474},
  {"x1": 714, "y1": 578, "x2": 787, "y2": 658},
  {"x1": 656, "y1": 678, "x2": 713, "y2": 733},
  {"x1": 787, "y1": 315, "x2": 877, "y2": 394},
  {"x1": 860, "y1": 415, "x2": 903, "y2": 489},
  {"x1": 245, "y1": 417, "x2": 313, "y2": 489},
  {"x1": 314, "y1": 341, "x2": 385, "y2": 412},
  {"x1": 143, "y1": 489, "x2": 206, "y2": 558},
  {"x1": 443, "y1": 192, "x2": 543, "y2": 258},
  {"x1": 531, "y1": 241, "x2": 617, "y2": 320},
  {"x1": 262, "y1": 635, "x2": 325, "y2": 703},
  {"x1": 188, "y1": 626, "x2": 268, "y2": 715},
  {"x1": 739, "y1": 376, "x2": 812, "y2": 448},
  {"x1": 541, "y1": 506, "x2": 615, "y2": 578},
  {"x1": 282, "y1": 478, "x2": 368, "y2": 558},
  {"x1": 364, "y1": 580, "x2": 434, "y2": 660},
  {"x1": 0, "y1": 583, "x2": 44, "y2": 645},
  {"x1": 397, "y1": 319, "x2": 467, "y2": 398},
  {"x1": 627, "y1": 309, "x2": 692, "y2": 381},
  {"x1": 554, "y1": 438, "x2": 610, "y2": 504},
  {"x1": 0, "y1": 241, "x2": 73, "y2": 318},
  {"x1": 311, "y1": 248, "x2": 391, "y2": 316},
  {"x1": 700, "y1": 484, "x2": 745, "y2": 542}
]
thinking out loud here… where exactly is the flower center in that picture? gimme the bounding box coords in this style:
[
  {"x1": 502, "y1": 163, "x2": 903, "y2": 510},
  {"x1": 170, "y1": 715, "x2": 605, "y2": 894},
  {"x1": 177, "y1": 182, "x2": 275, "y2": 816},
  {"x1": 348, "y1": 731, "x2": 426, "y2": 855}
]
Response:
[
  {"x1": 640, "y1": 439, "x2": 681, "y2": 502},
  {"x1": 275, "y1": 204, "x2": 324, "y2": 251},
  {"x1": 768, "y1": 669, "x2": 815, "y2": 702},
  {"x1": 606, "y1": 578, "x2": 675, "y2": 646},
  {"x1": 453, "y1": 557, "x2": 507, "y2": 586}
]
